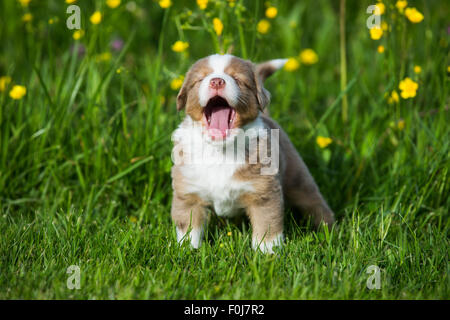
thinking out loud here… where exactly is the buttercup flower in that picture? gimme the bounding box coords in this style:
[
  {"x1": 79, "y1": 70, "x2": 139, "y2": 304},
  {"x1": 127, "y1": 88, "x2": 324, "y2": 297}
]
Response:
[
  {"x1": 405, "y1": 7, "x2": 424, "y2": 23},
  {"x1": 0, "y1": 76, "x2": 12, "y2": 92},
  {"x1": 22, "y1": 13, "x2": 33, "y2": 23},
  {"x1": 299, "y1": 49, "x2": 318, "y2": 65},
  {"x1": 73, "y1": 30, "x2": 84, "y2": 40},
  {"x1": 90, "y1": 11, "x2": 102, "y2": 24},
  {"x1": 9, "y1": 85, "x2": 27, "y2": 100},
  {"x1": 159, "y1": 0, "x2": 172, "y2": 9},
  {"x1": 399, "y1": 77, "x2": 418, "y2": 99},
  {"x1": 106, "y1": 0, "x2": 121, "y2": 9},
  {"x1": 370, "y1": 27, "x2": 383, "y2": 40},
  {"x1": 381, "y1": 21, "x2": 388, "y2": 31},
  {"x1": 18, "y1": 0, "x2": 31, "y2": 7},
  {"x1": 197, "y1": 0, "x2": 208, "y2": 10},
  {"x1": 96, "y1": 52, "x2": 112, "y2": 62},
  {"x1": 65, "y1": 0, "x2": 77, "y2": 3},
  {"x1": 397, "y1": 119, "x2": 405, "y2": 131},
  {"x1": 213, "y1": 18, "x2": 223, "y2": 36},
  {"x1": 375, "y1": 2, "x2": 385, "y2": 15},
  {"x1": 316, "y1": 136, "x2": 332, "y2": 149},
  {"x1": 387, "y1": 90, "x2": 399, "y2": 104},
  {"x1": 265, "y1": 7, "x2": 278, "y2": 19},
  {"x1": 414, "y1": 65, "x2": 422, "y2": 74},
  {"x1": 284, "y1": 58, "x2": 299, "y2": 71},
  {"x1": 257, "y1": 19, "x2": 270, "y2": 34},
  {"x1": 395, "y1": 0, "x2": 407, "y2": 12},
  {"x1": 170, "y1": 76, "x2": 184, "y2": 91},
  {"x1": 171, "y1": 40, "x2": 189, "y2": 52},
  {"x1": 377, "y1": 45, "x2": 385, "y2": 53}
]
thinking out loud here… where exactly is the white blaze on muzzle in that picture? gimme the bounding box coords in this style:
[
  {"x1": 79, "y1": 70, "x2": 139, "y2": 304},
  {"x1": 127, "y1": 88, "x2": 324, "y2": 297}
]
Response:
[{"x1": 198, "y1": 54, "x2": 240, "y2": 108}]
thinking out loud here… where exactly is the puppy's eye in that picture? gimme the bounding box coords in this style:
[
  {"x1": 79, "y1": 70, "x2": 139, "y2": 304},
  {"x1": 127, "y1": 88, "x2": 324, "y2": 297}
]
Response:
[{"x1": 231, "y1": 76, "x2": 241, "y2": 84}]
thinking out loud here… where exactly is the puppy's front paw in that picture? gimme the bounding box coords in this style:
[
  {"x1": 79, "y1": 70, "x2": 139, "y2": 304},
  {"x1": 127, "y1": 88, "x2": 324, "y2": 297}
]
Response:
[
  {"x1": 176, "y1": 227, "x2": 204, "y2": 249},
  {"x1": 252, "y1": 233, "x2": 284, "y2": 254}
]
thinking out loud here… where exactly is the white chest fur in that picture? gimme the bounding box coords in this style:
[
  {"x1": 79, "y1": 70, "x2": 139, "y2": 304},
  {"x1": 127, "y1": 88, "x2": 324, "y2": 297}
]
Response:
[{"x1": 172, "y1": 116, "x2": 264, "y2": 217}]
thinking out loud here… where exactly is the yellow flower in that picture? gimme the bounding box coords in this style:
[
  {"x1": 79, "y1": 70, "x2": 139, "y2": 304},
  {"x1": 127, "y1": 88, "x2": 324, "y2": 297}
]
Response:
[
  {"x1": 227, "y1": 231, "x2": 232, "y2": 236},
  {"x1": 257, "y1": 19, "x2": 270, "y2": 34},
  {"x1": 414, "y1": 65, "x2": 421, "y2": 74},
  {"x1": 22, "y1": 13, "x2": 33, "y2": 23},
  {"x1": 387, "y1": 90, "x2": 399, "y2": 104},
  {"x1": 106, "y1": 0, "x2": 121, "y2": 9},
  {"x1": 171, "y1": 40, "x2": 189, "y2": 52},
  {"x1": 213, "y1": 18, "x2": 224, "y2": 36},
  {"x1": 447, "y1": 66, "x2": 450, "y2": 73},
  {"x1": 228, "y1": 0, "x2": 236, "y2": 8},
  {"x1": 159, "y1": 0, "x2": 171, "y2": 9},
  {"x1": 171, "y1": 76, "x2": 184, "y2": 91},
  {"x1": 284, "y1": 58, "x2": 299, "y2": 71},
  {"x1": 381, "y1": 21, "x2": 388, "y2": 31},
  {"x1": 73, "y1": 29, "x2": 84, "y2": 40},
  {"x1": 375, "y1": 2, "x2": 385, "y2": 15},
  {"x1": 0, "y1": 76, "x2": 12, "y2": 92},
  {"x1": 18, "y1": 0, "x2": 31, "y2": 7},
  {"x1": 370, "y1": 27, "x2": 383, "y2": 40},
  {"x1": 399, "y1": 77, "x2": 418, "y2": 99},
  {"x1": 299, "y1": 49, "x2": 318, "y2": 65},
  {"x1": 397, "y1": 119, "x2": 405, "y2": 131},
  {"x1": 9, "y1": 85, "x2": 27, "y2": 100},
  {"x1": 197, "y1": 0, "x2": 208, "y2": 10},
  {"x1": 405, "y1": 7, "x2": 424, "y2": 23},
  {"x1": 90, "y1": 11, "x2": 102, "y2": 24},
  {"x1": 377, "y1": 45, "x2": 385, "y2": 53},
  {"x1": 65, "y1": 0, "x2": 77, "y2": 3},
  {"x1": 316, "y1": 136, "x2": 332, "y2": 149},
  {"x1": 265, "y1": 7, "x2": 278, "y2": 19},
  {"x1": 129, "y1": 216, "x2": 138, "y2": 223},
  {"x1": 395, "y1": 0, "x2": 407, "y2": 12},
  {"x1": 96, "y1": 52, "x2": 112, "y2": 62}
]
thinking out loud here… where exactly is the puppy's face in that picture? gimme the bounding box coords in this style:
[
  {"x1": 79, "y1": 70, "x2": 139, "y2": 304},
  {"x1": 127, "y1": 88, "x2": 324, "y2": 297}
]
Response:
[{"x1": 176, "y1": 54, "x2": 286, "y2": 140}]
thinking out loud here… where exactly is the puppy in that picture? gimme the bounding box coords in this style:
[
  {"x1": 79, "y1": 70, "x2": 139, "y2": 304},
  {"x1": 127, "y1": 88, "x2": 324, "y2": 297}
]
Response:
[{"x1": 171, "y1": 54, "x2": 335, "y2": 253}]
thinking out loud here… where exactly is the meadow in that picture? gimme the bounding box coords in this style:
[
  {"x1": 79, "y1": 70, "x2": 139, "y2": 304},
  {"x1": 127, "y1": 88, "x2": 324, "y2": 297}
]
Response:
[{"x1": 0, "y1": 0, "x2": 448, "y2": 299}]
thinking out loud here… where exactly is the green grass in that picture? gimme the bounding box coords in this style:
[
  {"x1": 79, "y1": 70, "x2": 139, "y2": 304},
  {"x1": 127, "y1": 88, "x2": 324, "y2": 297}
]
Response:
[{"x1": 0, "y1": 0, "x2": 449, "y2": 299}]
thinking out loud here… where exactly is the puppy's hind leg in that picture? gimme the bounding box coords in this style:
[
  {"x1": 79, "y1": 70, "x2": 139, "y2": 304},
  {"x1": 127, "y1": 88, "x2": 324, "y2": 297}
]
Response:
[{"x1": 283, "y1": 154, "x2": 335, "y2": 229}]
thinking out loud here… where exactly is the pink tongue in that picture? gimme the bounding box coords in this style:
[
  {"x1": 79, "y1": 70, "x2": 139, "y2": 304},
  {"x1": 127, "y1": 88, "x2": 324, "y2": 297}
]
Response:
[{"x1": 209, "y1": 107, "x2": 231, "y2": 137}]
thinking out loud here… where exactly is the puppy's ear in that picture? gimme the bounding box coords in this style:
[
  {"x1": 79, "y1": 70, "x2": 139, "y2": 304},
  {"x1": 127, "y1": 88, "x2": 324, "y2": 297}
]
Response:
[
  {"x1": 176, "y1": 80, "x2": 187, "y2": 111},
  {"x1": 256, "y1": 59, "x2": 287, "y2": 82},
  {"x1": 254, "y1": 59, "x2": 287, "y2": 110}
]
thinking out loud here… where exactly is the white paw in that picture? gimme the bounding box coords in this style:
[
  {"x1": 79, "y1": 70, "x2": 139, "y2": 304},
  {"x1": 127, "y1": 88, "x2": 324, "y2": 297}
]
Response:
[
  {"x1": 252, "y1": 233, "x2": 284, "y2": 254},
  {"x1": 176, "y1": 227, "x2": 204, "y2": 249}
]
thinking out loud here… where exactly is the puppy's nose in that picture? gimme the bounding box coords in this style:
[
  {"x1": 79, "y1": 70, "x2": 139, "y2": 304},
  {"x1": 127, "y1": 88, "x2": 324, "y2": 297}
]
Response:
[{"x1": 209, "y1": 77, "x2": 225, "y2": 90}]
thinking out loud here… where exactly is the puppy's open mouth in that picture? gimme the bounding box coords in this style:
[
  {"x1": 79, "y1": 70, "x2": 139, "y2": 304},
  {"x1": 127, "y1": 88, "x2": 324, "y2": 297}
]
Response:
[{"x1": 203, "y1": 96, "x2": 236, "y2": 139}]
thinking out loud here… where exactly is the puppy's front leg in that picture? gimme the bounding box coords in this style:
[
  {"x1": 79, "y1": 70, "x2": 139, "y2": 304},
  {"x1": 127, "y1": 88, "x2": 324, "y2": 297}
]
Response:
[
  {"x1": 244, "y1": 193, "x2": 284, "y2": 254},
  {"x1": 171, "y1": 193, "x2": 208, "y2": 249}
]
